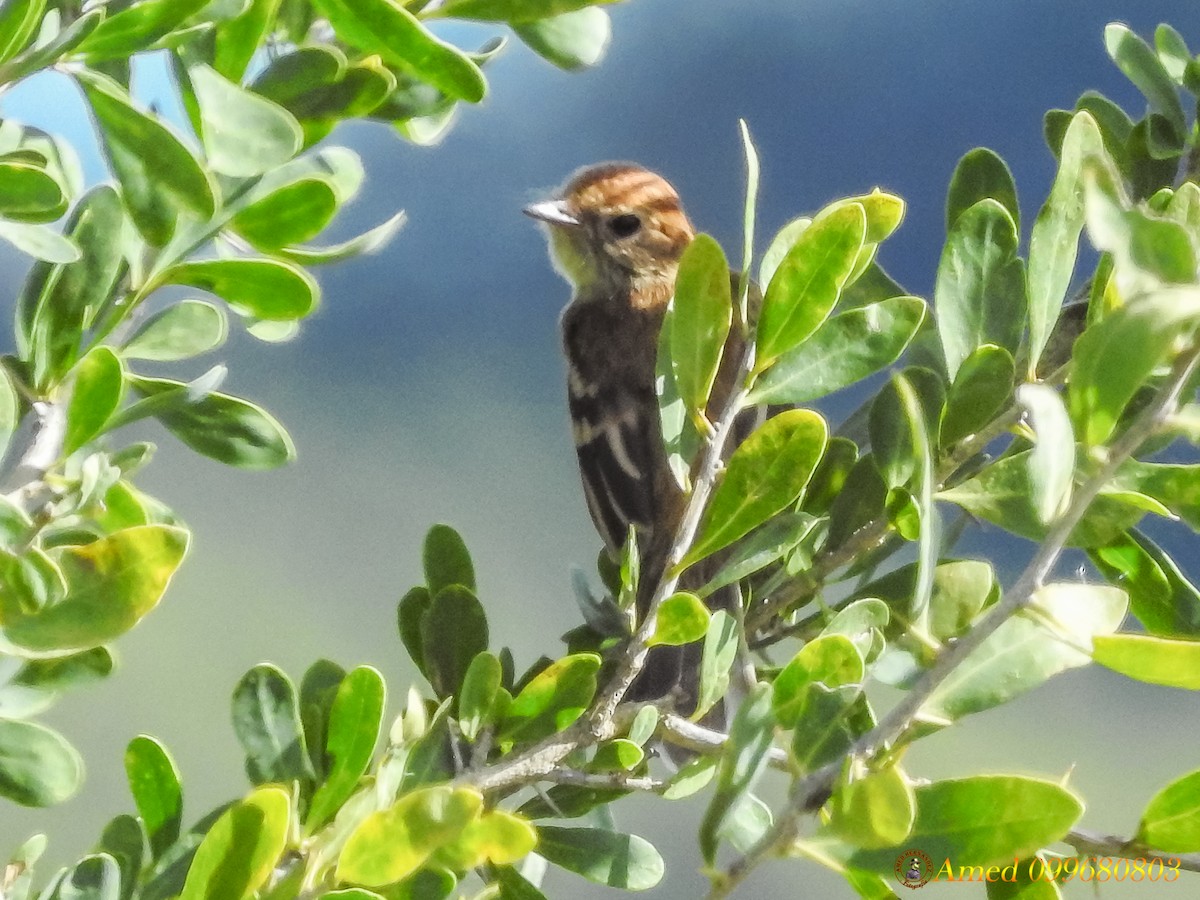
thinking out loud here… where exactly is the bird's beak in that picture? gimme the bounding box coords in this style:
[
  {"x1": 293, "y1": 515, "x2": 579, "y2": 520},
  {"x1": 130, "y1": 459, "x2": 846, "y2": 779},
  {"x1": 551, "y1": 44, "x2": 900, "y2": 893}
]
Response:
[{"x1": 523, "y1": 199, "x2": 580, "y2": 227}]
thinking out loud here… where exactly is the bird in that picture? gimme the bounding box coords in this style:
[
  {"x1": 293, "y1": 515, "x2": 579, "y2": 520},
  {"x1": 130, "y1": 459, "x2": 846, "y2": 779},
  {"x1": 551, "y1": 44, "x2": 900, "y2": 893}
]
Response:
[{"x1": 524, "y1": 162, "x2": 754, "y2": 707}]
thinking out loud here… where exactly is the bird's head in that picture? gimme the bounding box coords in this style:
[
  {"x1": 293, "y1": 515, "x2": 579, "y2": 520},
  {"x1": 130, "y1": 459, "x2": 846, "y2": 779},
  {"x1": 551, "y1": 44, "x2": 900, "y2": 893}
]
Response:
[{"x1": 525, "y1": 163, "x2": 695, "y2": 301}]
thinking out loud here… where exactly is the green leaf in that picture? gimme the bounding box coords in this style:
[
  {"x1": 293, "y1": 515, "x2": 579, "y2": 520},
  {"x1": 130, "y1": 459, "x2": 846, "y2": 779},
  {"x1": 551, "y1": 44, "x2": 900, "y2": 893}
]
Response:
[
  {"x1": 826, "y1": 455, "x2": 887, "y2": 551},
  {"x1": 129, "y1": 374, "x2": 295, "y2": 469},
  {"x1": 1138, "y1": 768, "x2": 1200, "y2": 852},
  {"x1": 535, "y1": 825, "x2": 663, "y2": 891},
  {"x1": 1, "y1": 525, "x2": 188, "y2": 655},
  {"x1": 397, "y1": 586, "x2": 431, "y2": 675},
  {"x1": 458, "y1": 651, "x2": 502, "y2": 742},
  {"x1": 0, "y1": 220, "x2": 79, "y2": 263},
  {"x1": 843, "y1": 776, "x2": 1082, "y2": 873},
  {"x1": 420, "y1": 585, "x2": 488, "y2": 700},
  {"x1": 1090, "y1": 530, "x2": 1200, "y2": 636},
  {"x1": 190, "y1": 65, "x2": 302, "y2": 177},
  {"x1": 77, "y1": 70, "x2": 214, "y2": 246},
  {"x1": 946, "y1": 147, "x2": 1020, "y2": 232},
  {"x1": 125, "y1": 734, "x2": 182, "y2": 859},
  {"x1": 64, "y1": 346, "x2": 123, "y2": 454},
  {"x1": 656, "y1": 306, "x2": 701, "y2": 490},
  {"x1": 938, "y1": 450, "x2": 1143, "y2": 547},
  {"x1": 230, "y1": 178, "x2": 338, "y2": 250},
  {"x1": 123, "y1": 300, "x2": 228, "y2": 362},
  {"x1": 23, "y1": 184, "x2": 126, "y2": 389},
  {"x1": 1105, "y1": 23, "x2": 1186, "y2": 145},
  {"x1": 935, "y1": 198, "x2": 1026, "y2": 380},
  {"x1": 1085, "y1": 165, "x2": 1194, "y2": 293},
  {"x1": 305, "y1": 666, "x2": 385, "y2": 832},
  {"x1": 921, "y1": 584, "x2": 1127, "y2": 722},
  {"x1": 98, "y1": 816, "x2": 144, "y2": 899},
  {"x1": 78, "y1": 0, "x2": 212, "y2": 59},
  {"x1": 513, "y1": 7, "x2": 610, "y2": 70},
  {"x1": 0, "y1": 0, "x2": 46, "y2": 64},
  {"x1": 772, "y1": 634, "x2": 863, "y2": 728},
  {"x1": 828, "y1": 764, "x2": 916, "y2": 849},
  {"x1": 939, "y1": 344, "x2": 1014, "y2": 446},
  {"x1": 179, "y1": 786, "x2": 290, "y2": 900},
  {"x1": 494, "y1": 866, "x2": 549, "y2": 900},
  {"x1": 272, "y1": 211, "x2": 406, "y2": 266},
  {"x1": 1155, "y1": 24, "x2": 1192, "y2": 84},
  {"x1": 1016, "y1": 383, "x2": 1074, "y2": 524},
  {"x1": 43, "y1": 852, "x2": 121, "y2": 899},
  {"x1": 698, "y1": 512, "x2": 817, "y2": 598},
  {"x1": 1069, "y1": 289, "x2": 1200, "y2": 446},
  {"x1": 439, "y1": 0, "x2": 620, "y2": 22},
  {"x1": 337, "y1": 784, "x2": 483, "y2": 886},
  {"x1": 298, "y1": 658, "x2": 346, "y2": 778},
  {"x1": 670, "y1": 234, "x2": 732, "y2": 416},
  {"x1": 311, "y1": 0, "x2": 485, "y2": 103},
  {"x1": 687, "y1": 409, "x2": 827, "y2": 563},
  {"x1": 822, "y1": 598, "x2": 890, "y2": 662},
  {"x1": 0, "y1": 9, "x2": 102, "y2": 84},
  {"x1": 213, "y1": 0, "x2": 284, "y2": 80},
  {"x1": 758, "y1": 216, "x2": 811, "y2": 287},
  {"x1": 0, "y1": 719, "x2": 82, "y2": 806},
  {"x1": 499, "y1": 653, "x2": 600, "y2": 744},
  {"x1": 756, "y1": 202, "x2": 866, "y2": 366},
  {"x1": 648, "y1": 592, "x2": 709, "y2": 647},
  {"x1": 0, "y1": 159, "x2": 66, "y2": 222},
  {"x1": 435, "y1": 808, "x2": 537, "y2": 870},
  {"x1": 748, "y1": 296, "x2": 925, "y2": 405},
  {"x1": 700, "y1": 683, "x2": 774, "y2": 865},
  {"x1": 423, "y1": 523, "x2": 476, "y2": 595},
  {"x1": 1027, "y1": 112, "x2": 1104, "y2": 374},
  {"x1": 232, "y1": 663, "x2": 316, "y2": 786},
  {"x1": 694, "y1": 609, "x2": 738, "y2": 721},
  {"x1": 159, "y1": 258, "x2": 319, "y2": 321},
  {"x1": 1092, "y1": 634, "x2": 1200, "y2": 690}
]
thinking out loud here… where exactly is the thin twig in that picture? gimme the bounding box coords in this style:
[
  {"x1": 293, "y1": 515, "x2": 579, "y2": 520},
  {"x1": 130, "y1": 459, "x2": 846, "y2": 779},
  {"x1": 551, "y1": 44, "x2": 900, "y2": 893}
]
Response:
[
  {"x1": 712, "y1": 343, "x2": 1200, "y2": 898},
  {"x1": 659, "y1": 713, "x2": 790, "y2": 769},
  {"x1": 1065, "y1": 828, "x2": 1200, "y2": 874},
  {"x1": 535, "y1": 768, "x2": 666, "y2": 793}
]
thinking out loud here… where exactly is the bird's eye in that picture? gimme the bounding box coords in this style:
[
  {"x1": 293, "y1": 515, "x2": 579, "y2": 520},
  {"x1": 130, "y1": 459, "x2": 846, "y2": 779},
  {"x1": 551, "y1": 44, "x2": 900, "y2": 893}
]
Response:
[{"x1": 607, "y1": 213, "x2": 642, "y2": 239}]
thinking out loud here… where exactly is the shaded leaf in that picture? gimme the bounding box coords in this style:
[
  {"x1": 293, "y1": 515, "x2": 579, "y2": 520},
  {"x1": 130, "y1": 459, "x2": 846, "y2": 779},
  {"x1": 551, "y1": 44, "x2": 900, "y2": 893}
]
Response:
[
  {"x1": 305, "y1": 666, "x2": 385, "y2": 832},
  {"x1": 748, "y1": 296, "x2": 925, "y2": 405},
  {"x1": 935, "y1": 199, "x2": 1026, "y2": 380},
  {"x1": 946, "y1": 147, "x2": 1019, "y2": 231},
  {"x1": 0, "y1": 719, "x2": 82, "y2": 806},
  {"x1": 312, "y1": 0, "x2": 485, "y2": 102},
  {"x1": 513, "y1": 7, "x2": 610, "y2": 70},
  {"x1": 536, "y1": 825, "x2": 663, "y2": 891},
  {"x1": 123, "y1": 300, "x2": 228, "y2": 362}
]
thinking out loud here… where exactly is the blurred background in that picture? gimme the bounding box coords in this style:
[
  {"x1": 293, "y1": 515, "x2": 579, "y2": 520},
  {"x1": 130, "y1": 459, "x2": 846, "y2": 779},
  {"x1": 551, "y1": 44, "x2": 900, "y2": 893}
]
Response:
[{"x1": 2, "y1": 0, "x2": 1200, "y2": 896}]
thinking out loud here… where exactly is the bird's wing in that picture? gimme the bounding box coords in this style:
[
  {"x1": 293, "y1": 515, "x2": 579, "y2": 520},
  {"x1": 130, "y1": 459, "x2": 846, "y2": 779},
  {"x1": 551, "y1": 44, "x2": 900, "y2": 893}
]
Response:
[{"x1": 568, "y1": 377, "x2": 661, "y2": 555}]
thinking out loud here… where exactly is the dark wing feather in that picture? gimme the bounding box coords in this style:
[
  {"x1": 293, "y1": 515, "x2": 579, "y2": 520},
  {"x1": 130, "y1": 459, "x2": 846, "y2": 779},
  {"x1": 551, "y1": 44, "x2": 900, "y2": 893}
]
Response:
[{"x1": 568, "y1": 381, "x2": 660, "y2": 554}]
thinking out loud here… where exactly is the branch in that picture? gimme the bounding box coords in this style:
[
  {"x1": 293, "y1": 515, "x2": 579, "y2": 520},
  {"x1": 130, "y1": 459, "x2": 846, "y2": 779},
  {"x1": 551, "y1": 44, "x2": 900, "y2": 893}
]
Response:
[
  {"x1": 713, "y1": 342, "x2": 1200, "y2": 897},
  {"x1": 659, "y1": 712, "x2": 789, "y2": 769},
  {"x1": 0, "y1": 398, "x2": 67, "y2": 513},
  {"x1": 534, "y1": 768, "x2": 666, "y2": 793},
  {"x1": 1066, "y1": 829, "x2": 1200, "y2": 874}
]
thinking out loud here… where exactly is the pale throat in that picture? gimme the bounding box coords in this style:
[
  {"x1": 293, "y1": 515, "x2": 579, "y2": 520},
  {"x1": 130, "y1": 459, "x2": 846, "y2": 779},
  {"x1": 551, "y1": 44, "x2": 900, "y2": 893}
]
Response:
[{"x1": 546, "y1": 227, "x2": 678, "y2": 312}]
